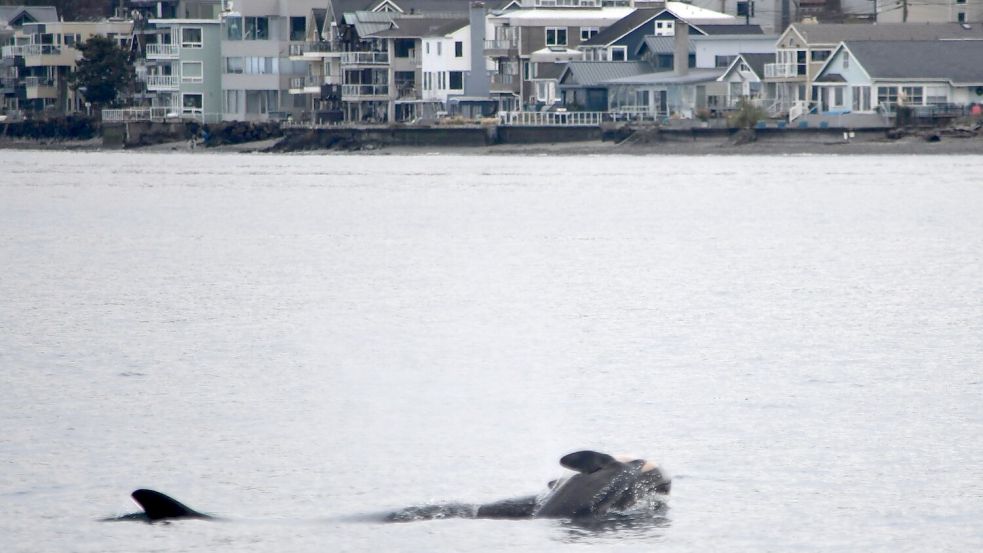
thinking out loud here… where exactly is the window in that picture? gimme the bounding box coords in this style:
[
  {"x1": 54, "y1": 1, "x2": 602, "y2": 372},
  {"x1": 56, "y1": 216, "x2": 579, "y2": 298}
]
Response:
[
  {"x1": 925, "y1": 85, "x2": 947, "y2": 105},
  {"x1": 181, "y1": 61, "x2": 203, "y2": 83},
  {"x1": 580, "y1": 27, "x2": 598, "y2": 41},
  {"x1": 181, "y1": 27, "x2": 202, "y2": 48},
  {"x1": 290, "y1": 16, "x2": 306, "y2": 41},
  {"x1": 437, "y1": 41, "x2": 442, "y2": 56},
  {"x1": 842, "y1": 51, "x2": 849, "y2": 69},
  {"x1": 877, "y1": 86, "x2": 898, "y2": 108},
  {"x1": 224, "y1": 89, "x2": 241, "y2": 113},
  {"x1": 811, "y1": 50, "x2": 830, "y2": 62},
  {"x1": 546, "y1": 27, "x2": 567, "y2": 46},
  {"x1": 957, "y1": 12, "x2": 966, "y2": 22},
  {"x1": 245, "y1": 17, "x2": 269, "y2": 40},
  {"x1": 715, "y1": 55, "x2": 736, "y2": 68},
  {"x1": 852, "y1": 86, "x2": 870, "y2": 111},
  {"x1": 426, "y1": 42, "x2": 430, "y2": 54},
  {"x1": 901, "y1": 86, "x2": 923, "y2": 105},
  {"x1": 609, "y1": 46, "x2": 627, "y2": 61},
  {"x1": 225, "y1": 16, "x2": 242, "y2": 40},
  {"x1": 654, "y1": 20, "x2": 674, "y2": 36},
  {"x1": 523, "y1": 61, "x2": 530, "y2": 80},
  {"x1": 833, "y1": 87, "x2": 844, "y2": 107},
  {"x1": 737, "y1": 1, "x2": 754, "y2": 17},
  {"x1": 423, "y1": 72, "x2": 430, "y2": 91},
  {"x1": 182, "y1": 93, "x2": 203, "y2": 113},
  {"x1": 225, "y1": 57, "x2": 243, "y2": 73},
  {"x1": 454, "y1": 41, "x2": 463, "y2": 57},
  {"x1": 449, "y1": 70, "x2": 463, "y2": 89}
]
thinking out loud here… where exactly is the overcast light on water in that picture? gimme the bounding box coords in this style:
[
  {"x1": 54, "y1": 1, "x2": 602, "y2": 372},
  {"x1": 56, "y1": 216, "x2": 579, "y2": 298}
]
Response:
[{"x1": 1, "y1": 151, "x2": 982, "y2": 552}]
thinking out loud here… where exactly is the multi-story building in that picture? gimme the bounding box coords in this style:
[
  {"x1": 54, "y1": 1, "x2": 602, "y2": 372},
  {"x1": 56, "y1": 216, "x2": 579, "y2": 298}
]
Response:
[
  {"x1": 219, "y1": 0, "x2": 323, "y2": 122},
  {"x1": 1, "y1": 18, "x2": 133, "y2": 114},
  {"x1": 1, "y1": 6, "x2": 60, "y2": 112},
  {"x1": 140, "y1": 18, "x2": 223, "y2": 121}
]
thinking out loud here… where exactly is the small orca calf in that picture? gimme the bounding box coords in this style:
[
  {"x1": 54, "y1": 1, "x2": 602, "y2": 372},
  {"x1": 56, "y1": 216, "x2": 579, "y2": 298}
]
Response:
[
  {"x1": 387, "y1": 450, "x2": 671, "y2": 522},
  {"x1": 107, "y1": 489, "x2": 212, "y2": 523}
]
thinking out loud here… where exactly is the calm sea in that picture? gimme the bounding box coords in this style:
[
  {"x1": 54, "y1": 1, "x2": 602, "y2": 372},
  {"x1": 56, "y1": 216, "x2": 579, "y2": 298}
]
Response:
[{"x1": 1, "y1": 151, "x2": 982, "y2": 552}]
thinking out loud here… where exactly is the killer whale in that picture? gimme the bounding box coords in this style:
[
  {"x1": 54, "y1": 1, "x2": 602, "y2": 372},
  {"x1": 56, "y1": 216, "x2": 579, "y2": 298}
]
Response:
[
  {"x1": 107, "y1": 489, "x2": 212, "y2": 523},
  {"x1": 387, "y1": 450, "x2": 671, "y2": 522}
]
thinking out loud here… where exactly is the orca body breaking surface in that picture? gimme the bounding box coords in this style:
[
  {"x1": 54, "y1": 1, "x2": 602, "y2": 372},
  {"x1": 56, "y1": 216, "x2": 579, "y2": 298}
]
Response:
[{"x1": 107, "y1": 489, "x2": 212, "y2": 523}]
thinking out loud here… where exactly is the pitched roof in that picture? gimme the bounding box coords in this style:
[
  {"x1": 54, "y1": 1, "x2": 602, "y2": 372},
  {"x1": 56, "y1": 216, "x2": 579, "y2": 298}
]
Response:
[
  {"x1": 581, "y1": 8, "x2": 663, "y2": 47},
  {"x1": 0, "y1": 6, "x2": 59, "y2": 26},
  {"x1": 637, "y1": 35, "x2": 695, "y2": 56},
  {"x1": 603, "y1": 67, "x2": 724, "y2": 85},
  {"x1": 792, "y1": 22, "x2": 983, "y2": 44},
  {"x1": 842, "y1": 40, "x2": 983, "y2": 84},
  {"x1": 375, "y1": 0, "x2": 474, "y2": 15},
  {"x1": 696, "y1": 24, "x2": 763, "y2": 35},
  {"x1": 558, "y1": 61, "x2": 652, "y2": 87},
  {"x1": 366, "y1": 16, "x2": 467, "y2": 37},
  {"x1": 533, "y1": 62, "x2": 566, "y2": 80},
  {"x1": 738, "y1": 52, "x2": 772, "y2": 77}
]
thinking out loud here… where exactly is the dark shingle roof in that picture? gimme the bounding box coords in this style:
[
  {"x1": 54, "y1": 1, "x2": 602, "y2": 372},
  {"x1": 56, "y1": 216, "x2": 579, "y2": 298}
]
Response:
[
  {"x1": 533, "y1": 62, "x2": 566, "y2": 80},
  {"x1": 739, "y1": 53, "x2": 772, "y2": 77},
  {"x1": 581, "y1": 8, "x2": 663, "y2": 47},
  {"x1": 638, "y1": 35, "x2": 695, "y2": 56},
  {"x1": 843, "y1": 40, "x2": 983, "y2": 83},
  {"x1": 696, "y1": 24, "x2": 763, "y2": 35},
  {"x1": 792, "y1": 22, "x2": 983, "y2": 44},
  {"x1": 367, "y1": 16, "x2": 467, "y2": 37},
  {"x1": 558, "y1": 61, "x2": 652, "y2": 87}
]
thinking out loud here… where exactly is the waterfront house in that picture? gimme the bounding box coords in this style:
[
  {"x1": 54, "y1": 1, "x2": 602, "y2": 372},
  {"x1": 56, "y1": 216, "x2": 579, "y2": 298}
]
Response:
[
  {"x1": 557, "y1": 60, "x2": 649, "y2": 110},
  {"x1": 716, "y1": 52, "x2": 773, "y2": 110},
  {"x1": 1, "y1": 5, "x2": 59, "y2": 112},
  {"x1": 763, "y1": 22, "x2": 983, "y2": 118},
  {"x1": 811, "y1": 40, "x2": 983, "y2": 121}
]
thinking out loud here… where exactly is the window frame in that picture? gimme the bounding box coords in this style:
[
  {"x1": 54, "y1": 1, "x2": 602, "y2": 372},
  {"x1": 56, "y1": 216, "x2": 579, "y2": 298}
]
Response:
[
  {"x1": 180, "y1": 27, "x2": 203, "y2": 49},
  {"x1": 545, "y1": 27, "x2": 568, "y2": 47},
  {"x1": 181, "y1": 61, "x2": 203, "y2": 83}
]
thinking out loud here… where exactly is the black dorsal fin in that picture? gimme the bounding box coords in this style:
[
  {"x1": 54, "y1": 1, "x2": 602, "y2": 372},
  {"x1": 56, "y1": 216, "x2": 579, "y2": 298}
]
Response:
[
  {"x1": 559, "y1": 450, "x2": 618, "y2": 474},
  {"x1": 131, "y1": 489, "x2": 207, "y2": 521}
]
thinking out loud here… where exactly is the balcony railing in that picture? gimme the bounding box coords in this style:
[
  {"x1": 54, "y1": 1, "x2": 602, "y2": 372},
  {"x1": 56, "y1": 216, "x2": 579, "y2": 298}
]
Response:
[
  {"x1": 145, "y1": 74, "x2": 179, "y2": 90},
  {"x1": 1, "y1": 45, "x2": 26, "y2": 58},
  {"x1": 23, "y1": 76, "x2": 55, "y2": 87},
  {"x1": 146, "y1": 43, "x2": 179, "y2": 59},
  {"x1": 102, "y1": 107, "x2": 172, "y2": 122},
  {"x1": 342, "y1": 83, "x2": 389, "y2": 97},
  {"x1": 484, "y1": 39, "x2": 517, "y2": 51},
  {"x1": 289, "y1": 42, "x2": 337, "y2": 56},
  {"x1": 23, "y1": 44, "x2": 63, "y2": 56},
  {"x1": 340, "y1": 51, "x2": 388, "y2": 65},
  {"x1": 498, "y1": 111, "x2": 604, "y2": 127},
  {"x1": 764, "y1": 62, "x2": 798, "y2": 79}
]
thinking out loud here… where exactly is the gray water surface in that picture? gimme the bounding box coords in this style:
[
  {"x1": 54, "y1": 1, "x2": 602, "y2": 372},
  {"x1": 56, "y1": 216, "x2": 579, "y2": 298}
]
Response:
[{"x1": 1, "y1": 151, "x2": 982, "y2": 552}]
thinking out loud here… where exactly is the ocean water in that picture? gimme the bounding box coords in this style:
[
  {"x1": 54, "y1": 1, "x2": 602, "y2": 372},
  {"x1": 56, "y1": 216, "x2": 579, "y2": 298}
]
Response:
[{"x1": 1, "y1": 151, "x2": 982, "y2": 552}]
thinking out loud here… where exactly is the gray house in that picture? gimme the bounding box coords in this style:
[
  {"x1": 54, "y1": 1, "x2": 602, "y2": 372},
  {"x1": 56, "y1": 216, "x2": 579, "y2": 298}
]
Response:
[{"x1": 557, "y1": 61, "x2": 650, "y2": 111}]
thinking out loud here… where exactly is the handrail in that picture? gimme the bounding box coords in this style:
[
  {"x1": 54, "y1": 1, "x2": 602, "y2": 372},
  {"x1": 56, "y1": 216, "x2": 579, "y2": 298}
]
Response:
[{"x1": 498, "y1": 111, "x2": 604, "y2": 126}]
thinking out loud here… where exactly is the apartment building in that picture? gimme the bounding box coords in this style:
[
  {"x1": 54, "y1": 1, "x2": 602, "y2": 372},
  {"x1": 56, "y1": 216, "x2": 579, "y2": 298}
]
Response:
[
  {"x1": 1, "y1": 6, "x2": 60, "y2": 112},
  {"x1": 141, "y1": 18, "x2": 223, "y2": 121}
]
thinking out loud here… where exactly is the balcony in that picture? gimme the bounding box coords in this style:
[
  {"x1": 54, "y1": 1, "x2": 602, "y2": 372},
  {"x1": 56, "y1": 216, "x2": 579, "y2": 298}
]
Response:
[
  {"x1": 24, "y1": 76, "x2": 57, "y2": 99},
  {"x1": 145, "y1": 74, "x2": 179, "y2": 90},
  {"x1": 341, "y1": 83, "x2": 389, "y2": 99},
  {"x1": 146, "y1": 43, "x2": 180, "y2": 59},
  {"x1": 764, "y1": 62, "x2": 800, "y2": 79},
  {"x1": 289, "y1": 75, "x2": 324, "y2": 94},
  {"x1": 340, "y1": 51, "x2": 389, "y2": 66},
  {"x1": 23, "y1": 44, "x2": 75, "y2": 67},
  {"x1": 484, "y1": 38, "x2": 518, "y2": 57},
  {"x1": 490, "y1": 73, "x2": 518, "y2": 93},
  {"x1": 288, "y1": 42, "x2": 339, "y2": 59},
  {"x1": 2, "y1": 45, "x2": 26, "y2": 58}
]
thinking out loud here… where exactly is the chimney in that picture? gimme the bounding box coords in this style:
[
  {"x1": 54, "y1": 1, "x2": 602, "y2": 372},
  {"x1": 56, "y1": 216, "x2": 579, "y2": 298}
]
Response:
[
  {"x1": 465, "y1": 1, "x2": 490, "y2": 97},
  {"x1": 673, "y1": 21, "x2": 689, "y2": 76}
]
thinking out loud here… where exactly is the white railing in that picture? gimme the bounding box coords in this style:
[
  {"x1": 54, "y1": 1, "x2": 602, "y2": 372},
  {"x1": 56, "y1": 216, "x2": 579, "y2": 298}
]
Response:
[
  {"x1": 491, "y1": 74, "x2": 515, "y2": 85},
  {"x1": 145, "y1": 74, "x2": 179, "y2": 90},
  {"x1": 2, "y1": 45, "x2": 26, "y2": 58},
  {"x1": 101, "y1": 107, "x2": 172, "y2": 122},
  {"x1": 23, "y1": 76, "x2": 54, "y2": 87},
  {"x1": 146, "y1": 43, "x2": 179, "y2": 59},
  {"x1": 498, "y1": 111, "x2": 604, "y2": 126},
  {"x1": 788, "y1": 100, "x2": 810, "y2": 122},
  {"x1": 23, "y1": 44, "x2": 63, "y2": 56},
  {"x1": 340, "y1": 51, "x2": 389, "y2": 65},
  {"x1": 764, "y1": 62, "x2": 797, "y2": 79},
  {"x1": 484, "y1": 39, "x2": 517, "y2": 50},
  {"x1": 289, "y1": 42, "x2": 337, "y2": 56},
  {"x1": 342, "y1": 83, "x2": 389, "y2": 97}
]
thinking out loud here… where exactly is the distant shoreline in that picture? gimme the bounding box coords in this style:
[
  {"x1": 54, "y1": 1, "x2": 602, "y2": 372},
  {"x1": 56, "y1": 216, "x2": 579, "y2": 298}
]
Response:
[{"x1": 3, "y1": 133, "x2": 983, "y2": 156}]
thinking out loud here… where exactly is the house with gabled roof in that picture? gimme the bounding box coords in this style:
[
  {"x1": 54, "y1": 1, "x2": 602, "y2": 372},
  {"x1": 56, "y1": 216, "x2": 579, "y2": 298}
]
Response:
[
  {"x1": 716, "y1": 52, "x2": 772, "y2": 109},
  {"x1": 763, "y1": 22, "x2": 983, "y2": 117},
  {"x1": 811, "y1": 40, "x2": 983, "y2": 120}
]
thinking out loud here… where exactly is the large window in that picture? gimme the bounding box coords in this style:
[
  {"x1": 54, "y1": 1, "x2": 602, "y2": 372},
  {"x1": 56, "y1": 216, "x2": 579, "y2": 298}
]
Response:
[
  {"x1": 901, "y1": 86, "x2": 923, "y2": 105},
  {"x1": 290, "y1": 16, "x2": 306, "y2": 41},
  {"x1": 610, "y1": 46, "x2": 626, "y2": 61},
  {"x1": 225, "y1": 16, "x2": 242, "y2": 40},
  {"x1": 877, "y1": 86, "x2": 898, "y2": 108},
  {"x1": 545, "y1": 27, "x2": 567, "y2": 46},
  {"x1": 852, "y1": 86, "x2": 870, "y2": 111},
  {"x1": 224, "y1": 89, "x2": 241, "y2": 113},
  {"x1": 182, "y1": 93, "x2": 203, "y2": 113},
  {"x1": 181, "y1": 27, "x2": 202, "y2": 48},
  {"x1": 449, "y1": 70, "x2": 463, "y2": 90},
  {"x1": 225, "y1": 57, "x2": 243, "y2": 74},
  {"x1": 811, "y1": 50, "x2": 830, "y2": 62},
  {"x1": 925, "y1": 85, "x2": 947, "y2": 105},
  {"x1": 580, "y1": 27, "x2": 598, "y2": 41},
  {"x1": 245, "y1": 17, "x2": 269, "y2": 40},
  {"x1": 737, "y1": 1, "x2": 755, "y2": 17}
]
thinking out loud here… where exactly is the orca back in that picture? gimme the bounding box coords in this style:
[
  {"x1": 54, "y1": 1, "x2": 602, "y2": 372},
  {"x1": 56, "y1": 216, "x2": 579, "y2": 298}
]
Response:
[{"x1": 131, "y1": 489, "x2": 209, "y2": 521}]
